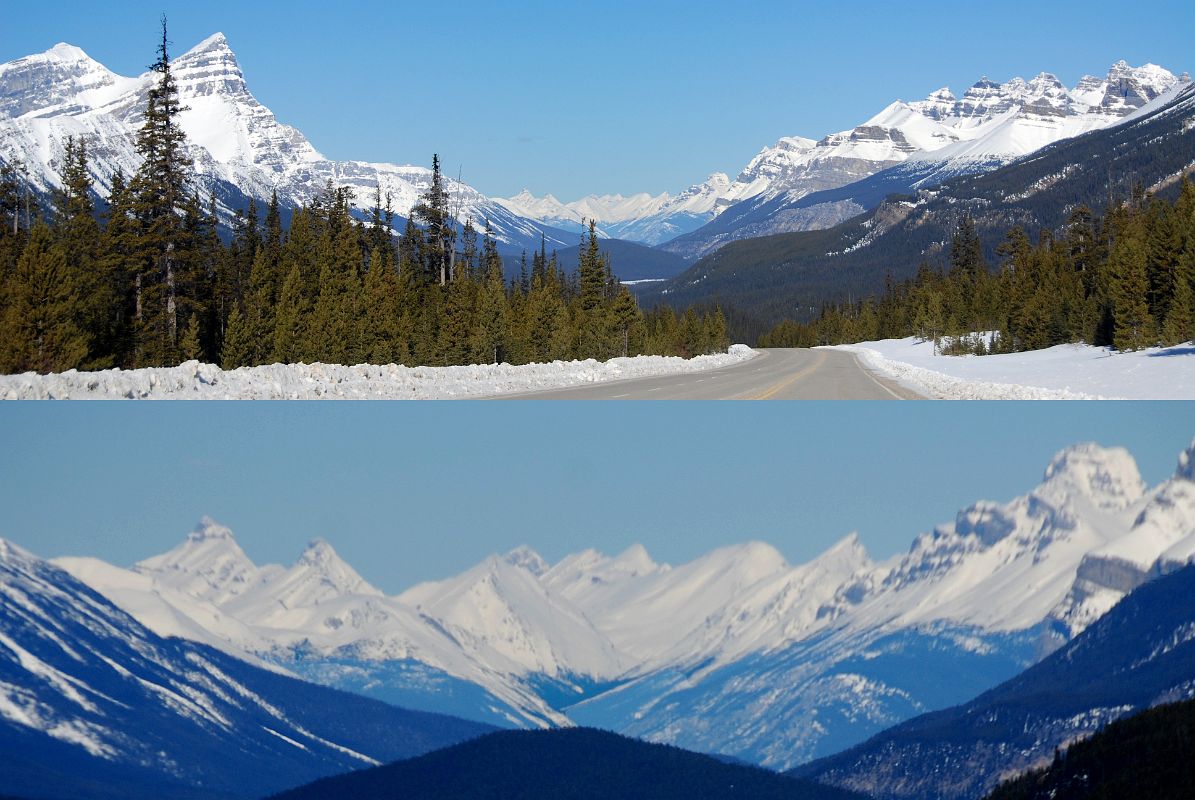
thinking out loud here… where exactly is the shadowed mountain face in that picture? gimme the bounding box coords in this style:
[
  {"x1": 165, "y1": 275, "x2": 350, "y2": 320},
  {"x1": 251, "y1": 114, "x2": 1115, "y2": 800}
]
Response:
[
  {"x1": 790, "y1": 563, "x2": 1195, "y2": 800},
  {"x1": 0, "y1": 539, "x2": 492, "y2": 800},
  {"x1": 983, "y1": 698, "x2": 1195, "y2": 800},
  {"x1": 269, "y1": 727, "x2": 869, "y2": 800}
]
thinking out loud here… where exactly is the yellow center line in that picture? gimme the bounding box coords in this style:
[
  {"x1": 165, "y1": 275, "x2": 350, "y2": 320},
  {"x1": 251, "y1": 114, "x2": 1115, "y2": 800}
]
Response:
[{"x1": 745, "y1": 351, "x2": 829, "y2": 400}]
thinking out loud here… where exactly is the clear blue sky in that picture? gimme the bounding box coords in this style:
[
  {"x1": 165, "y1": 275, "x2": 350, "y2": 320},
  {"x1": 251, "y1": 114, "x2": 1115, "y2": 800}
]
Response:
[
  {"x1": 1, "y1": 403, "x2": 1190, "y2": 593},
  {"x1": 3, "y1": 0, "x2": 1193, "y2": 199}
]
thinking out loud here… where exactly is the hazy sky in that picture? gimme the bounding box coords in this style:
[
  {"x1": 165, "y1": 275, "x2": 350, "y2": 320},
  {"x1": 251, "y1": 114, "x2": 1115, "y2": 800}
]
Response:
[
  {"x1": 3, "y1": 0, "x2": 1193, "y2": 198},
  {"x1": 1, "y1": 403, "x2": 1190, "y2": 593}
]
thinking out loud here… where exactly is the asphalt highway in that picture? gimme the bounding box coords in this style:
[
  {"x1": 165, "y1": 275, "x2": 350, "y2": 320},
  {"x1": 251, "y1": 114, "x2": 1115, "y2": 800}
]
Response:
[{"x1": 497, "y1": 348, "x2": 925, "y2": 400}]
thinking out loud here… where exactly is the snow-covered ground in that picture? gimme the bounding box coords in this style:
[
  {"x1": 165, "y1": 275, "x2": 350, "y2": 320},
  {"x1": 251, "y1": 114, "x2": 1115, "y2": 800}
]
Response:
[
  {"x1": 830, "y1": 337, "x2": 1195, "y2": 399},
  {"x1": 0, "y1": 346, "x2": 755, "y2": 400}
]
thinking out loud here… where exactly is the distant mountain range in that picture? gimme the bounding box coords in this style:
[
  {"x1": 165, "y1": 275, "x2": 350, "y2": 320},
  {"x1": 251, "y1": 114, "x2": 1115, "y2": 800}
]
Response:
[
  {"x1": 42, "y1": 436, "x2": 1195, "y2": 771},
  {"x1": 0, "y1": 539, "x2": 490, "y2": 800},
  {"x1": 501, "y1": 61, "x2": 1187, "y2": 255},
  {"x1": 0, "y1": 34, "x2": 575, "y2": 254},
  {"x1": 648, "y1": 79, "x2": 1195, "y2": 325}
]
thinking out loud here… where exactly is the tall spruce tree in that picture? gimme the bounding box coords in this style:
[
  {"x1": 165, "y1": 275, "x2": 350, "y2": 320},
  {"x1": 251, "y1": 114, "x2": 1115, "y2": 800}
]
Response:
[
  {"x1": 130, "y1": 15, "x2": 193, "y2": 366},
  {"x1": 411, "y1": 154, "x2": 454, "y2": 286}
]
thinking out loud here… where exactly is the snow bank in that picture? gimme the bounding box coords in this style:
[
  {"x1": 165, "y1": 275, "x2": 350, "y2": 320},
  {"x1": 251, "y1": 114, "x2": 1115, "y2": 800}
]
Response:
[
  {"x1": 826, "y1": 338, "x2": 1195, "y2": 400},
  {"x1": 0, "y1": 346, "x2": 756, "y2": 400}
]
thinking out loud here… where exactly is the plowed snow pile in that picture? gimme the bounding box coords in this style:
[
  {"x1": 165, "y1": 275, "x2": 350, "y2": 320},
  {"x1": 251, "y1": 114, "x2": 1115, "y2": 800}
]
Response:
[{"x1": 0, "y1": 346, "x2": 755, "y2": 400}]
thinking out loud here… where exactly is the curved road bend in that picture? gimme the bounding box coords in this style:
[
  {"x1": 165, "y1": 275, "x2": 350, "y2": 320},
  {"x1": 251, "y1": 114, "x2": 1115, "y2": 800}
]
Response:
[{"x1": 495, "y1": 348, "x2": 925, "y2": 400}]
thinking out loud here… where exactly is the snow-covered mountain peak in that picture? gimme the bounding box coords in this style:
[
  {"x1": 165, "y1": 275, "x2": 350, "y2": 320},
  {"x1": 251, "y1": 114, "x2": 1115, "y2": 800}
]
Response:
[
  {"x1": 188, "y1": 515, "x2": 235, "y2": 542},
  {"x1": 134, "y1": 518, "x2": 264, "y2": 605},
  {"x1": 609, "y1": 543, "x2": 657, "y2": 575},
  {"x1": 43, "y1": 42, "x2": 92, "y2": 63},
  {"x1": 1040, "y1": 443, "x2": 1146, "y2": 511},
  {"x1": 822, "y1": 531, "x2": 869, "y2": 565},
  {"x1": 186, "y1": 31, "x2": 232, "y2": 54},
  {"x1": 0, "y1": 535, "x2": 29, "y2": 563},
  {"x1": 1176, "y1": 438, "x2": 1195, "y2": 482},
  {"x1": 171, "y1": 31, "x2": 251, "y2": 102},
  {"x1": 287, "y1": 538, "x2": 381, "y2": 599},
  {"x1": 504, "y1": 545, "x2": 549, "y2": 577},
  {"x1": 0, "y1": 41, "x2": 137, "y2": 120}
]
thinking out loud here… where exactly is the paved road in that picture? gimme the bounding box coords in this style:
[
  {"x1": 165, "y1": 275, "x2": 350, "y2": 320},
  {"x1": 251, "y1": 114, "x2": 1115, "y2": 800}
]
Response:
[{"x1": 499, "y1": 348, "x2": 925, "y2": 400}]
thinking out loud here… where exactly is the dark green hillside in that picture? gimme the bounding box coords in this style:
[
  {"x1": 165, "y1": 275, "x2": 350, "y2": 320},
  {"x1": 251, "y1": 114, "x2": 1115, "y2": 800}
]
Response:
[
  {"x1": 549, "y1": 238, "x2": 691, "y2": 282},
  {"x1": 984, "y1": 698, "x2": 1195, "y2": 800},
  {"x1": 269, "y1": 727, "x2": 869, "y2": 800}
]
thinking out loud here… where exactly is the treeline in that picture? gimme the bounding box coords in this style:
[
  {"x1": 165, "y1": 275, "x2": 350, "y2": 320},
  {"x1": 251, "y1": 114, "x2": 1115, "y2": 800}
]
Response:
[
  {"x1": 760, "y1": 180, "x2": 1195, "y2": 354},
  {"x1": 0, "y1": 22, "x2": 727, "y2": 375}
]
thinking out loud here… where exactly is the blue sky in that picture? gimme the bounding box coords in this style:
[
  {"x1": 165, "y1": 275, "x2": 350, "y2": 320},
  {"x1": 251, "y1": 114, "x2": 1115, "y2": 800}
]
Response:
[
  {"x1": 1, "y1": 403, "x2": 1190, "y2": 592},
  {"x1": 3, "y1": 0, "x2": 1193, "y2": 199}
]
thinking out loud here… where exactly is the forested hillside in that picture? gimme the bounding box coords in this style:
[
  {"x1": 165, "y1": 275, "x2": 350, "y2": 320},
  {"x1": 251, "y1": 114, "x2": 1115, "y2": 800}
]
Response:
[{"x1": 760, "y1": 182, "x2": 1195, "y2": 353}]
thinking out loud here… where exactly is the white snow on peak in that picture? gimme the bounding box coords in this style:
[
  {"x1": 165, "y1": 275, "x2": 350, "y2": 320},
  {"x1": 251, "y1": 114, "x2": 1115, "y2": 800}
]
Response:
[
  {"x1": 1040, "y1": 443, "x2": 1146, "y2": 512},
  {"x1": 1177, "y1": 438, "x2": 1195, "y2": 482},
  {"x1": 503, "y1": 546, "x2": 549, "y2": 577},
  {"x1": 189, "y1": 516, "x2": 235, "y2": 542},
  {"x1": 44, "y1": 43, "x2": 92, "y2": 63},
  {"x1": 397, "y1": 554, "x2": 625, "y2": 678},
  {"x1": 184, "y1": 32, "x2": 233, "y2": 55},
  {"x1": 134, "y1": 518, "x2": 266, "y2": 606}
]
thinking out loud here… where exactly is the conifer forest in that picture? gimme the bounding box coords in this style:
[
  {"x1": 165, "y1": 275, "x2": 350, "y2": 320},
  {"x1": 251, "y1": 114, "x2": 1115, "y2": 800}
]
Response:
[{"x1": 759, "y1": 182, "x2": 1195, "y2": 354}]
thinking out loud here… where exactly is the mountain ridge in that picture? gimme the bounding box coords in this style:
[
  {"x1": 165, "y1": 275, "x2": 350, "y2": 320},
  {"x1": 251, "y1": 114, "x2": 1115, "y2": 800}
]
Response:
[{"x1": 48, "y1": 437, "x2": 1195, "y2": 769}]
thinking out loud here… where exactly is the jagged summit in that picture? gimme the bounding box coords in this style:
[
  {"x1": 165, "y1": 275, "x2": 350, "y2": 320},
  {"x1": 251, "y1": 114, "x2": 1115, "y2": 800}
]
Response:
[
  {"x1": 186, "y1": 31, "x2": 232, "y2": 53},
  {"x1": 188, "y1": 515, "x2": 235, "y2": 542},
  {"x1": 1041, "y1": 443, "x2": 1146, "y2": 511},
  {"x1": 1176, "y1": 438, "x2": 1195, "y2": 481},
  {"x1": 504, "y1": 545, "x2": 550, "y2": 577},
  {"x1": 298, "y1": 537, "x2": 336, "y2": 564}
]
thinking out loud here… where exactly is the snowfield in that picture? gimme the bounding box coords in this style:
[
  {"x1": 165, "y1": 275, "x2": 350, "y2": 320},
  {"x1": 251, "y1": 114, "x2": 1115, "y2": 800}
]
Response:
[
  {"x1": 0, "y1": 346, "x2": 756, "y2": 400},
  {"x1": 829, "y1": 337, "x2": 1195, "y2": 399}
]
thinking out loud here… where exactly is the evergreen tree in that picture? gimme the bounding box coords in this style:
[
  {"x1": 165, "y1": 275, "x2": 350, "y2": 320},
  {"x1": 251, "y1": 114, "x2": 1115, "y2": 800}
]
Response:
[
  {"x1": 577, "y1": 220, "x2": 609, "y2": 358},
  {"x1": 1108, "y1": 212, "x2": 1156, "y2": 351},
  {"x1": 609, "y1": 285, "x2": 640, "y2": 357},
  {"x1": 0, "y1": 222, "x2": 88, "y2": 373},
  {"x1": 129, "y1": 15, "x2": 194, "y2": 365},
  {"x1": 220, "y1": 303, "x2": 253, "y2": 368},
  {"x1": 411, "y1": 154, "x2": 454, "y2": 286},
  {"x1": 52, "y1": 136, "x2": 105, "y2": 365},
  {"x1": 179, "y1": 313, "x2": 202, "y2": 361},
  {"x1": 272, "y1": 261, "x2": 306, "y2": 364}
]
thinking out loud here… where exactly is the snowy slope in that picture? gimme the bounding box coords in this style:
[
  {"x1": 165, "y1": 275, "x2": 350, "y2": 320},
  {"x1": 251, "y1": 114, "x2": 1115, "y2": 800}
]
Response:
[
  {"x1": 399, "y1": 553, "x2": 626, "y2": 679},
  {"x1": 0, "y1": 539, "x2": 490, "y2": 800},
  {"x1": 0, "y1": 34, "x2": 571, "y2": 252}
]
